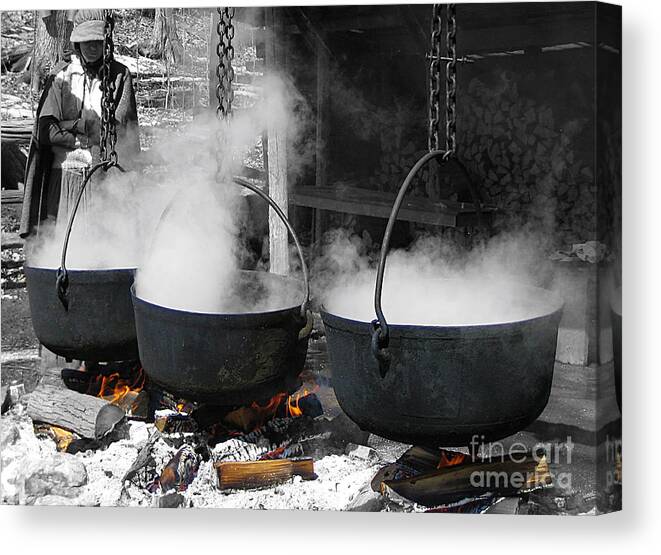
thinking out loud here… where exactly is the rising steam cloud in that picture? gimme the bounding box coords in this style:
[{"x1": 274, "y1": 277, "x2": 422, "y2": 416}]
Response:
[
  {"x1": 27, "y1": 73, "x2": 311, "y2": 315},
  {"x1": 318, "y1": 229, "x2": 563, "y2": 326}
]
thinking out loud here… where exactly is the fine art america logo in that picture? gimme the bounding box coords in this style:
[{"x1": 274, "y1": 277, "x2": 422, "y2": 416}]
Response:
[{"x1": 468, "y1": 435, "x2": 575, "y2": 490}]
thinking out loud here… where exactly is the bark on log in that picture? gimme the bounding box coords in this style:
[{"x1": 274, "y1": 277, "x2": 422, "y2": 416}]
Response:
[
  {"x1": 26, "y1": 385, "x2": 109, "y2": 438},
  {"x1": 215, "y1": 458, "x2": 316, "y2": 490}
]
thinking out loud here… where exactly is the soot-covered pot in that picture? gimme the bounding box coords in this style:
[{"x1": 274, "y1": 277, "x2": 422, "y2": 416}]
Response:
[{"x1": 321, "y1": 150, "x2": 563, "y2": 447}]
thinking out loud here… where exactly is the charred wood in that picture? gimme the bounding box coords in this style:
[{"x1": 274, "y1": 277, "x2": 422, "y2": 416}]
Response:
[{"x1": 379, "y1": 452, "x2": 552, "y2": 507}]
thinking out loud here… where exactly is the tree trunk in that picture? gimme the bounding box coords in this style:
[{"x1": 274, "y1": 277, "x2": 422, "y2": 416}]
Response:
[
  {"x1": 32, "y1": 10, "x2": 73, "y2": 93},
  {"x1": 151, "y1": 8, "x2": 183, "y2": 64}
]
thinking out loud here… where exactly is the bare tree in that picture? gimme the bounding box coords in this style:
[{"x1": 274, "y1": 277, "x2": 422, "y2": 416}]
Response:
[
  {"x1": 150, "y1": 8, "x2": 183, "y2": 64},
  {"x1": 32, "y1": 10, "x2": 73, "y2": 92}
]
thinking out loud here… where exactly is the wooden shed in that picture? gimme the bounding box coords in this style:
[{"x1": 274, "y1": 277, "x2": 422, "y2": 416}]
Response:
[{"x1": 220, "y1": 2, "x2": 621, "y2": 270}]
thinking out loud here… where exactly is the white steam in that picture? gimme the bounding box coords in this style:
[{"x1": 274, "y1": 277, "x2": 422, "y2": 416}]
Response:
[
  {"x1": 27, "y1": 73, "x2": 311, "y2": 315},
  {"x1": 135, "y1": 74, "x2": 308, "y2": 313},
  {"x1": 26, "y1": 169, "x2": 151, "y2": 270},
  {"x1": 319, "y1": 229, "x2": 562, "y2": 326}
]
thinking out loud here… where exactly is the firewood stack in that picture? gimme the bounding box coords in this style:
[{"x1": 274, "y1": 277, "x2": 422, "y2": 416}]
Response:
[
  {"x1": 355, "y1": 70, "x2": 599, "y2": 247},
  {"x1": 457, "y1": 74, "x2": 597, "y2": 246}
]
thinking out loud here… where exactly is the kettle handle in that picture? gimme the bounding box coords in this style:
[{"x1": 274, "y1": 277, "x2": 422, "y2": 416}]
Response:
[
  {"x1": 232, "y1": 176, "x2": 311, "y2": 321},
  {"x1": 57, "y1": 160, "x2": 124, "y2": 310},
  {"x1": 371, "y1": 150, "x2": 484, "y2": 369}
]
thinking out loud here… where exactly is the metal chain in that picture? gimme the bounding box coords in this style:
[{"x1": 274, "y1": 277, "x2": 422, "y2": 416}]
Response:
[
  {"x1": 100, "y1": 9, "x2": 118, "y2": 165},
  {"x1": 214, "y1": 7, "x2": 235, "y2": 181},
  {"x1": 445, "y1": 3, "x2": 457, "y2": 157},
  {"x1": 428, "y1": 4, "x2": 443, "y2": 152},
  {"x1": 215, "y1": 7, "x2": 235, "y2": 120}
]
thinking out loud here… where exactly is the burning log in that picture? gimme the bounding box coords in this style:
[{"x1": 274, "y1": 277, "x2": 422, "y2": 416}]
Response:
[
  {"x1": 61, "y1": 364, "x2": 149, "y2": 418},
  {"x1": 26, "y1": 385, "x2": 123, "y2": 439},
  {"x1": 34, "y1": 423, "x2": 75, "y2": 452},
  {"x1": 221, "y1": 390, "x2": 322, "y2": 433},
  {"x1": 215, "y1": 457, "x2": 316, "y2": 490},
  {"x1": 213, "y1": 437, "x2": 267, "y2": 462},
  {"x1": 155, "y1": 412, "x2": 199, "y2": 434},
  {"x1": 378, "y1": 451, "x2": 552, "y2": 507},
  {"x1": 122, "y1": 432, "x2": 161, "y2": 486},
  {"x1": 159, "y1": 444, "x2": 200, "y2": 493}
]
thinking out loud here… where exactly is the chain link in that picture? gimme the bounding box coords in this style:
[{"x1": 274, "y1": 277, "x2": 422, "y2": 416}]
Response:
[
  {"x1": 445, "y1": 3, "x2": 457, "y2": 157},
  {"x1": 214, "y1": 7, "x2": 235, "y2": 181},
  {"x1": 428, "y1": 4, "x2": 443, "y2": 152},
  {"x1": 100, "y1": 9, "x2": 118, "y2": 165},
  {"x1": 215, "y1": 7, "x2": 235, "y2": 120}
]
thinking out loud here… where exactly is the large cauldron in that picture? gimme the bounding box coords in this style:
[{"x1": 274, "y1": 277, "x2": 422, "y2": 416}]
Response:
[
  {"x1": 321, "y1": 151, "x2": 563, "y2": 446},
  {"x1": 132, "y1": 178, "x2": 313, "y2": 404},
  {"x1": 322, "y1": 290, "x2": 562, "y2": 446},
  {"x1": 25, "y1": 266, "x2": 138, "y2": 361},
  {"x1": 25, "y1": 162, "x2": 138, "y2": 362},
  {"x1": 133, "y1": 272, "x2": 309, "y2": 403}
]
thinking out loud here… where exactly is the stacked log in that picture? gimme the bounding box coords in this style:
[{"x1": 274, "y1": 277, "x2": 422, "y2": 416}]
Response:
[
  {"x1": 456, "y1": 74, "x2": 597, "y2": 246},
  {"x1": 349, "y1": 69, "x2": 597, "y2": 247}
]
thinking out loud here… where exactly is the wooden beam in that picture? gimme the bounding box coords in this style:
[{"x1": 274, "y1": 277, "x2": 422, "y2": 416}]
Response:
[
  {"x1": 264, "y1": 7, "x2": 290, "y2": 275},
  {"x1": 290, "y1": 184, "x2": 495, "y2": 228},
  {"x1": 255, "y1": 5, "x2": 613, "y2": 56}
]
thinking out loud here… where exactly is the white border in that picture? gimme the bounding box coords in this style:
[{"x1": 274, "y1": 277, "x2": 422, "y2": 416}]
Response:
[{"x1": 3, "y1": 1, "x2": 660, "y2": 553}]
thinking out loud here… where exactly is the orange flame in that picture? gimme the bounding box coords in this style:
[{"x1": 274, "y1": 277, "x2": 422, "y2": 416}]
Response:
[
  {"x1": 82, "y1": 363, "x2": 146, "y2": 406},
  {"x1": 223, "y1": 385, "x2": 320, "y2": 433},
  {"x1": 437, "y1": 451, "x2": 468, "y2": 469},
  {"x1": 285, "y1": 385, "x2": 319, "y2": 418}
]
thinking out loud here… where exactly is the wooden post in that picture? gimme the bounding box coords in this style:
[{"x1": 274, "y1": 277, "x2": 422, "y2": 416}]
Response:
[
  {"x1": 207, "y1": 9, "x2": 218, "y2": 110},
  {"x1": 264, "y1": 8, "x2": 290, "y2": 275},
  {"x1": 314, "y1": 31, "x2": 330, "y2": 250}
]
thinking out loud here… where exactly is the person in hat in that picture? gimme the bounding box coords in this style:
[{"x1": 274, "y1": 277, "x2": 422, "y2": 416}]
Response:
[{"x1": 20, "y1": 9, "x2": 140, "y2": 238}]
